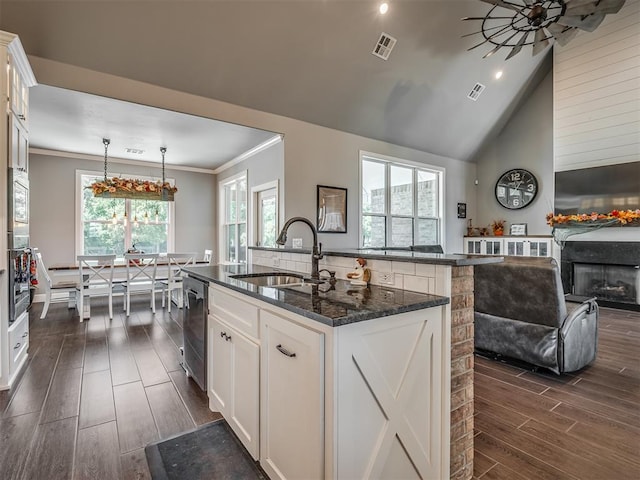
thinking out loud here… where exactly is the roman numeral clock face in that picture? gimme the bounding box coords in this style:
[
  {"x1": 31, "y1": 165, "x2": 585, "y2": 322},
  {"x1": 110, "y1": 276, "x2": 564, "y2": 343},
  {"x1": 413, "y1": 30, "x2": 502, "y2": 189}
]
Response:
[{"x1": 495, "y1": 169, "x2": 538, "y2": 210}]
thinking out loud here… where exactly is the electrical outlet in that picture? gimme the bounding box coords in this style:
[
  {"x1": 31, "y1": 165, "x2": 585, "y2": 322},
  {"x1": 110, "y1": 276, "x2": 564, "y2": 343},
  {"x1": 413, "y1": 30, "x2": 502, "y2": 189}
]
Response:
[
  {"x1": 292, "y1": 238, "x2": 303, "y2": 249},
  {"x1": 379, "y1": 272, "x2": 394, "y2": 285},
  {"x1": 272, "y1": 256, "x2": 280, "y2": 267}
]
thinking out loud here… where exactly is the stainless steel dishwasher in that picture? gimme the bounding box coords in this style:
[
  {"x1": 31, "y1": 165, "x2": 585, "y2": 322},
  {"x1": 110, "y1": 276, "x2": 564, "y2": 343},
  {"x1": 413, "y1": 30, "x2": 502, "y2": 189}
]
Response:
[{"x1": 182, "y1": 275, "x2": 208, "y2": 391}]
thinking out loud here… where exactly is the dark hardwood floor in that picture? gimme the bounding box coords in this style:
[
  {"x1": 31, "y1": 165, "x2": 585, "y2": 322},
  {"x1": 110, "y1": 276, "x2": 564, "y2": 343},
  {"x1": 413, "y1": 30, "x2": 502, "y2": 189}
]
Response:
[
  {"x1": 473, "y1": 307, "x2": 640, "y2": 480},
  {"x1": 0, "y1": 296, "x2": 220, "y2": 480},
  {"x1": 0, "y1": 298, "x2": 638, "y2": 480}
]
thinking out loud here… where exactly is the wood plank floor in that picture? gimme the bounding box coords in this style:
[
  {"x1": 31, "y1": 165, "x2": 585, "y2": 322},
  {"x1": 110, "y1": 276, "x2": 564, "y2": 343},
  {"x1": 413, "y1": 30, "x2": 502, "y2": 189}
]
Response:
[
  {"x1": 0, "y1": 296, "x2": 220, "y2": 480},
  {"x1": 1, "y1": 299, "x2": 638, "y2": 479},
  {"x1": 473, "y1": 307, "x2": 640, "y2": 480}
]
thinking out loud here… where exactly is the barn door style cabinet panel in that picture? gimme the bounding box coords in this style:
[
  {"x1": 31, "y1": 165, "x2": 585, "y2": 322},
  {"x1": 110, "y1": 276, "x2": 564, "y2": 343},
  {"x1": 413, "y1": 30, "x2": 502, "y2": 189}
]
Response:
[
  {"x1": 464, "y1": 236, "x2": 552, "y2": 257},
  {"x1": 207, "y1": 282, "x2": 450, "y2": 480},
  {"x1": 0, "y1": 31, "x2": 36, "y2": 390}
]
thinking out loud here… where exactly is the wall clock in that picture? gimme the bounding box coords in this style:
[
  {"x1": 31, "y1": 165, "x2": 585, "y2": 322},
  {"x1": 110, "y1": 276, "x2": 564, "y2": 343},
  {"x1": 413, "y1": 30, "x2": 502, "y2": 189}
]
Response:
[{"x1": 495, "y1": 169, "x2": 538, "y2": 210}]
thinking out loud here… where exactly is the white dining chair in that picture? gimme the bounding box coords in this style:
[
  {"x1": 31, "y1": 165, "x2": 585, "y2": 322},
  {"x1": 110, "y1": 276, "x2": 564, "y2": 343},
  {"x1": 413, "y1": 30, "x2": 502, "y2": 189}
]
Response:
[
  {"x1": 204, "y1": 249, "x2": 213, "y2": 265},
  {"x1": 161, "y1": 252, "x2": 197, "y2": 313},
  {"x1": 123, "y1": 253, "x2": 163, "y2": 316},
  {"x1": 35, "y1": 251, "x2": 79, "y2": 320},
  {"x1": 77, "y1": 254, "x2": 117, "y2": 321}
]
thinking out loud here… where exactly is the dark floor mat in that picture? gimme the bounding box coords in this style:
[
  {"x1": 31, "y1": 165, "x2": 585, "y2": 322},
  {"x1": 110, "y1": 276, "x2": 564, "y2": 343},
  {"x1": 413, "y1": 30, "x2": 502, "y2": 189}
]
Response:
[{"x1": 145, "y1": 419, "x2": 267, "y2": 480}]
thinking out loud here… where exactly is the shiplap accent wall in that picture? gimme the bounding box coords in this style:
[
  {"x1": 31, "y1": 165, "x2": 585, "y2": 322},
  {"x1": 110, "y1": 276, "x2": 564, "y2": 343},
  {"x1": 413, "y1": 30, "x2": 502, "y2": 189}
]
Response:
[{"x1": 554, "y1": 0, "x2": 640, "y2": 171}]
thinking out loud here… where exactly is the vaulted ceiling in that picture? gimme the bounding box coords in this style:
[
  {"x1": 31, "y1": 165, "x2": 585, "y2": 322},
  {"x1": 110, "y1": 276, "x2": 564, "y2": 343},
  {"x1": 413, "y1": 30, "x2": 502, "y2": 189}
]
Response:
[{"x1": 0, "y1": 0, "x2": 553, "y2": 165}]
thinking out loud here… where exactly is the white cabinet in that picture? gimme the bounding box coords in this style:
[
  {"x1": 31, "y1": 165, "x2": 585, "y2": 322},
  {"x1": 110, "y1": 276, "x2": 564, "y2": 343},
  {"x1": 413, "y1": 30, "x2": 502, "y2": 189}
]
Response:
[
  {"x1": 464, "y1": 237, "x2": 503, "y2": 255},
  {"x1": 1, "y1": 31, "x2": 36, "y2": 389},
  {"x1": 260, "y1": 309, "x2": 324, "y2": 480},
  {"x1": 464, "y1": 236, "x2": 552, "y2": 257},
  {"x1": 9, "y1": 113, "x2": 29, "y2": 172},
  {"x1": 504, "y1": 237, "x2": 551, "y2": 257},
  {"x1": 8, "y1": 51, "x2": 29, "y2": 125},
  {"x1": 206, "y1": 283, "x2": 449, "y2": 479},
  {"x1": 208, "y1": 287, "x2": 260, "y2": 460},
  {"x1": 8, "y1": 311, "x2": 29, "y2": 376}
]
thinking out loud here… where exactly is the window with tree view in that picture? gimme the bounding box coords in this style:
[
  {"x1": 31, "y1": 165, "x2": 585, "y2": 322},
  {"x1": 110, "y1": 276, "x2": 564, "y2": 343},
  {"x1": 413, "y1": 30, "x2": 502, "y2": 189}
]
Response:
[
  {"x1": 361, "y1": 155, "x2": 443, "y2": 248},
  {"x1": 79, "y1": 173, "x2": 173, "y2": 256},
  {"x1": 220, "y1": 174, "x2": 247, "y2": 264}
]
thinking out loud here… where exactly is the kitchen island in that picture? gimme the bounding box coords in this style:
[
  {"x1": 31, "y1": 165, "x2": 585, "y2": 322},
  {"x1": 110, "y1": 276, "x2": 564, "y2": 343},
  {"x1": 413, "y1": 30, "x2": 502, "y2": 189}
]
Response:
[
  {"x1": 249, "y1": 248, "x2": 503, "y2": 480},
  {"x1": 185, "y1": 252, "x2": 499, "y2": 480}
]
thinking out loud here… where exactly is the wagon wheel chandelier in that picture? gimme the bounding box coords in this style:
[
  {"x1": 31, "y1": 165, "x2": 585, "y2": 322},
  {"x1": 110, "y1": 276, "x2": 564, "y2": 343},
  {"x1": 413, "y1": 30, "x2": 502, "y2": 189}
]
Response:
[{"x1": 463, "y1": 0, "x2": 626, "y2": 59}]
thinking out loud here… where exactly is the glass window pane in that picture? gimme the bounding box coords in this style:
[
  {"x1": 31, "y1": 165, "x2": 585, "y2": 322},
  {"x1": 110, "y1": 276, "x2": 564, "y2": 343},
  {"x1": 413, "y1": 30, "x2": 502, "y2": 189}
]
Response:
[
  {"x1": 390, "y1": 165, "x2": 413, "y2": 216},
  {"x1": 82, "y1": 186, "x2": 125, "y2": 223},
  {"x1": 225, "y1": 183, "x2": 237, "y2": 222},
  {"x1": 260, "y1": 195, "x2": 277, "y2": 247},
  {"x1": 390, "y1": 217, "x2": 413, "y2": 247},
  {"x1": 131, "y1": 223, "x2": 168, "y2": 254},
  {"x1": 415, "y1": 218, "x2": 438, "y2": 245},
  {"x1": 84, "y1": 222, "x2": 125, "y2": 256},
  {"x1": 417, "y1": 170, "x2": 438, "y2": 217},
  {"x1": 362, "y1": 216, "x2": 386, "y2": 248},
  {"x1": 238, "y1": 179, "x2": 247, "y2": 223},
  {"x1": 362, "y1": 160, "x2": 386, "y2": 214},
  {"x1": 238, "y1": 223, "x2": 247, "y2": 264},
  {"x1": 225, "y1": 224, "x2": 236, "y2": 263}
]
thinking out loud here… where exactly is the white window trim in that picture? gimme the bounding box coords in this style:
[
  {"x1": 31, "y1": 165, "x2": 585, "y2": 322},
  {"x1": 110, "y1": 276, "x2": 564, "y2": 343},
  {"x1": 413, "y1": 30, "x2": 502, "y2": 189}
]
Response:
[
  {"x1": 75, "y1": 169, "x2": 176, "y2": 259},
  {"x1": 250, "y1": 180, "x2": 279, "y2": 249},
  {"x1": 358, "y1": 151, "x2": 445, "y2": 249},
  {"x1": 218, "y1": 170, "x2": 248, "y2": 265}
]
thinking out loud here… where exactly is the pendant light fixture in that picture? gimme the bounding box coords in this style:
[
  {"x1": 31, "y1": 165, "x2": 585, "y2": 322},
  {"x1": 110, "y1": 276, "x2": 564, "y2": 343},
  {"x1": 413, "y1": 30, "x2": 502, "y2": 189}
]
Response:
[{"x1": 88, "y1": 139, "x2": 178, "y2": 200}]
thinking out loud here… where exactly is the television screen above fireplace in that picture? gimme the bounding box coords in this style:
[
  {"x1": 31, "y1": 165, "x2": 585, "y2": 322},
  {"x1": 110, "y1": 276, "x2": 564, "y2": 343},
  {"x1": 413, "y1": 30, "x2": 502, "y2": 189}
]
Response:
[{"x1": 555, "y1": 162, "x2": 640, "y2": 216}]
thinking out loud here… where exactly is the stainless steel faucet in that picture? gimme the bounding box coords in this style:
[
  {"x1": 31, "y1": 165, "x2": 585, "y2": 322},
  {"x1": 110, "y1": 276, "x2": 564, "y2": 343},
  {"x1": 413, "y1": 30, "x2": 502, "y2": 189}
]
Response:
[{"x1": 276, "y1": 216, "x2": 323, "y2": 280}]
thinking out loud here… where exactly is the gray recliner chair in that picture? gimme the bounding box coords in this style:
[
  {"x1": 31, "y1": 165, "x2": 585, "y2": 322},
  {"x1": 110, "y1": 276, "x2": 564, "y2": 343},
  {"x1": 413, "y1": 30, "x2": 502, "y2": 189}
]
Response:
[{"x1": 474, "y1": 256, "x2": 599, "y2": 374}]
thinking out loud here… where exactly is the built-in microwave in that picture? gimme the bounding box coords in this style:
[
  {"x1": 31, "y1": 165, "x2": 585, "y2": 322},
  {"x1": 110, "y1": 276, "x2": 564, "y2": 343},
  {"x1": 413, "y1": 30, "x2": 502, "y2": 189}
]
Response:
[{"x1": 8, "y1": 168, "x2": 29, "y2": 249}]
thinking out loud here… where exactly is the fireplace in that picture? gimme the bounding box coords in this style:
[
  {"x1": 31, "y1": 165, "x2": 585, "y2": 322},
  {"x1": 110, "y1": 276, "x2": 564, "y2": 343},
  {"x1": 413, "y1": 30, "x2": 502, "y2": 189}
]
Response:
[{"x1": 561, "y1": 241, "x2": 640, "y2": 311}]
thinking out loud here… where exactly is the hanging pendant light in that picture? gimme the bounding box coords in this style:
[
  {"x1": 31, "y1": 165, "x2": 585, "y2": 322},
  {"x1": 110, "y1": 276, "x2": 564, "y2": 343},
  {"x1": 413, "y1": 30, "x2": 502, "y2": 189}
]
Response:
[
  {"x1": 88, "y1": 139, "x2": 177, "y2": 201},
  {"x1": 155, "y1": 207, "x2": 160, "y2": 224},
  {"x1": 111, "y1": 211, "x2": 118, "y2": 224},
  {"x1": 133, "y1": 215, "x2": 139, "y2": 228},
  {"x1": 123, "y1": 211, "x2": 128, "y2": 226}
]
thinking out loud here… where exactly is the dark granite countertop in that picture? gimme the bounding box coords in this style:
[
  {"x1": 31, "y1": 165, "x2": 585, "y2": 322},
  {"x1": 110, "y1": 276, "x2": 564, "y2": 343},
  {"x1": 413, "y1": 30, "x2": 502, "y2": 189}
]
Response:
[
  {"x1": 249, "y1": 246, "x2": 503, "y2": 266},
  {"x1": 183, "y1": 264, "x2": 449, "y2": 328}
]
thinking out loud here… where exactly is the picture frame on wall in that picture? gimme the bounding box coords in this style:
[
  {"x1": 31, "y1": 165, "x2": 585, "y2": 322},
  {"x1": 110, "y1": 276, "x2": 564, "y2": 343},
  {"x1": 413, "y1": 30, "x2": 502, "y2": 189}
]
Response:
[
  {"x1": 510, "y1": 223, "x2": 527, "y2": 236},
  {"x1": 317, "y1": 185, "x2": 347, "y2": 233}
]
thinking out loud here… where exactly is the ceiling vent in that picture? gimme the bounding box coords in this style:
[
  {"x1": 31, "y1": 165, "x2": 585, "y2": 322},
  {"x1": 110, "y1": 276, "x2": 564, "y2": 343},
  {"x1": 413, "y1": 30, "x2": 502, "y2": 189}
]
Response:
[
  {"x1": 467, "y1": 83, "x2": 486, "y2": 101},
  {"x1": 125, "y1": 148, "x2": 145, "y2": 155},
  {"x1": 372, "y1": 33, "x2": 397, "y2": 60}
]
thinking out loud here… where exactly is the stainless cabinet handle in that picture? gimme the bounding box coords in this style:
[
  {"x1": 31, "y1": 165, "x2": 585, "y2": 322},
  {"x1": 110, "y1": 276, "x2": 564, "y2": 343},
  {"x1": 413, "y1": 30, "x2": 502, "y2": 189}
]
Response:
[
  {"x1": 14, "y1": 343, "x2": 20, "y2": 350},
  {"x1": 18, "y1": 114, "x2": 26, "y2": 120},
  {"x1": 22, "y1": 332, "x2": 28, "y2": 338},
  {"x1": 220, "y1": 331, "x2": 226, "y2": 339},
  {"x1": 276, "y1": 344, "x2": 296, "y2": 358}
]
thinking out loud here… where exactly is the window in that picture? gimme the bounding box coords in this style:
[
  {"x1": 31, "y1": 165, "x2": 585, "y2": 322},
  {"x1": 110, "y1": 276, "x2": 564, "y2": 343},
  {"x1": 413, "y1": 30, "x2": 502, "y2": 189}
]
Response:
[
  {"x1": 360, "y1": 153, "x2": 443, "y2": 248},
  {"x1": 257, "y1": 187, "x2": 278, "y2": 247},
  {"x1": 77, "y1": 172, "x2": 174, "y2": 256},
  {"x1": 219, "y1": 172, "x2": 247, "y2": 264}
]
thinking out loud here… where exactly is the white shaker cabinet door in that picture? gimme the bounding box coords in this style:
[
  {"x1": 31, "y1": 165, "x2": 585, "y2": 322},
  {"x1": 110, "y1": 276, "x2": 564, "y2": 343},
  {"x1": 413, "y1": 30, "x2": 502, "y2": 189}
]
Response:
[
  {"x1": 260, "y1": 310, "x2": 325, "y2": 480},
  {"x1": 209, "y1": 315, "x2": 260, "y2": 460}
]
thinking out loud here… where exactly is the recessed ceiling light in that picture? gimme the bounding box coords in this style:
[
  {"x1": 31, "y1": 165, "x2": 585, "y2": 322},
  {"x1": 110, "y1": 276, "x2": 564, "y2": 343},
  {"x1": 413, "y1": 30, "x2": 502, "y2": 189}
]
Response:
[
  {"x1": 379, "y1": 3, "x2": 389, "y2": 15},
  {"x1": 495, "y1": 70, "x2": 503, "y2": 80}
]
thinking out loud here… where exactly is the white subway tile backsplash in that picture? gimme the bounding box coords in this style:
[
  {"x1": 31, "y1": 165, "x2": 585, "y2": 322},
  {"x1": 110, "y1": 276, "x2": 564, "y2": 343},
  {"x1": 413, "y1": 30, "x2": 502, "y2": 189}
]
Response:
[
  {"x1": 392, "y1": 261, "x2": 416, "y2": 275},
  {"x1": 326, "y1": 256, "x2": 356, "y2": 268},
  {"x1": 415, "y1": 263, "x2": 436, "y2": 277},
  {"x1": 403, "y1": 275, "x2": 430, "y2": 293},
  {"x1": 295, "y1": 262, "x2": 311, "y2": 274},
  {"x1": 367, "y1": 259, "x2": 392, "y2": 272}
]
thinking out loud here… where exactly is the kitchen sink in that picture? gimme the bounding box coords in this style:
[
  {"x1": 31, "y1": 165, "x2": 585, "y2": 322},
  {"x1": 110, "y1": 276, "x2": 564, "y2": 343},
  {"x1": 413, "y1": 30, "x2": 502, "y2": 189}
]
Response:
[{"x1": 230, "y1": 272, "x2": 307, "y2": 287}]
